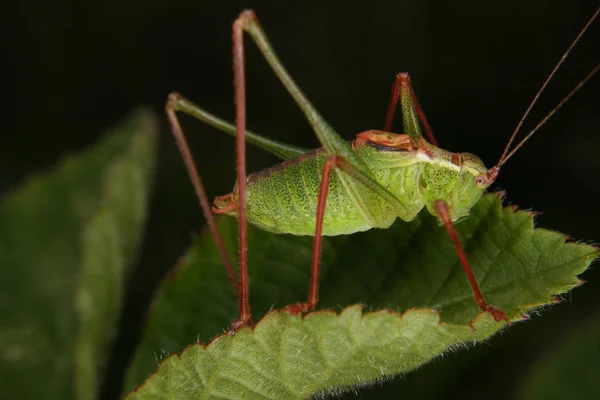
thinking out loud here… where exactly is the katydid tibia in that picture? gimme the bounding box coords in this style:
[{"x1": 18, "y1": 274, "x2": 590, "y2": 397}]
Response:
[{"x1": 166, "y1": 9, "x2": 599, "y2": 331}]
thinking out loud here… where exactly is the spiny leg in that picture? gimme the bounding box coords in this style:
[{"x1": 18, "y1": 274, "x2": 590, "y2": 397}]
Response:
[
  {"x1": 384, "y1": 73, "x2": 438, "y2": 146},
  {"x1": 434, "y1": 200, "x2": 508, "y2": 323},
  {"x1": 165, "y1": 93, "x2": 238, "y2": 297}
]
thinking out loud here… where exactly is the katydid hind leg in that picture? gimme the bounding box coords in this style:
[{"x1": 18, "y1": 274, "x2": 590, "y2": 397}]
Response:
[
  {"x1": 235, "y1": 10, "x2": 364, "y2": 168},
  {"x1": 230, "y1": 13, "x2": 254, "y2": 331},
  {"x1": 384, "y1": 73, "x2": 438, "y2": 146},
  {"x1": 434, "y1": 200, "x2": 509, "y2": 323},
  {"x1": 166, "y1": 92, "x2": 308, "y2": 161},
  {"x1": 165, "y1": 95, "x2": 238, "y2": 297}
]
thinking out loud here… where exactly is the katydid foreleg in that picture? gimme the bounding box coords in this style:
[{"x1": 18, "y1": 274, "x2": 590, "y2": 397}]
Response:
[{"x1": 434, "y1": 200, "x2": 506, "y2": 322}]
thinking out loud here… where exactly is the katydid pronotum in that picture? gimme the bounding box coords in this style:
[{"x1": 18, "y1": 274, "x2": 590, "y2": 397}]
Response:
[{"x1": 166, "y1": 9, "x2": 599, "y2": 331}]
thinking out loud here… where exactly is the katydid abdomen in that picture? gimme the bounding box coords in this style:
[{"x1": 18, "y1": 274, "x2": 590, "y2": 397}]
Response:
[
  {"x1": 246, "y1": 145, "x2": 395, "y2": 235},
  {"x1": 214, "y1": 131, "x2": 488, "y2": 236},
  {"x1": 215, "y1": 144, "x2": 407, "y2": 235}
]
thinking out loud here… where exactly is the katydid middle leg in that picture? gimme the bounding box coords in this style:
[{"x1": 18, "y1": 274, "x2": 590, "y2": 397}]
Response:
[
  {"x1": 282, "y1": 154, "x2": 339, "y2": 315},
  {"x1": 283, "y1": 152, "x2": 411, "y2": 314}
]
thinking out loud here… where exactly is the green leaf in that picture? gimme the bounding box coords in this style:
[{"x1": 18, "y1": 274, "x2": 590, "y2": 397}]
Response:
[
  {"x1": 0, "y1": 109, "x2": 157, "y2": 400},
  {"x1": 125, "y1": 194, "x2": 597, "y2": 399}
]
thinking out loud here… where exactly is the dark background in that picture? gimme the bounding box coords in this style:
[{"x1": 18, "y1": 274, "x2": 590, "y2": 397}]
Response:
[{"x1": 2, "y1": 0, "x2": 599, "y2": 398}]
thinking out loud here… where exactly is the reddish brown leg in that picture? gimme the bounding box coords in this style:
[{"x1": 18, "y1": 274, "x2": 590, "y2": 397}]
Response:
[
  {"x1": 229, "y1": 13, "x2": 253, "y2": 331},
  {"x1": 165, "y1": 94, "x2": 238, "y2": 296},
  {"x1": 434, "y1": 200, "x2": 509, "y2": 323},
  {"x1": 384, "y1": 73, "x2": 438, "y2": 146},
  {"x1": 284, "y1": 154, "x2": 341, "y2": 315}
]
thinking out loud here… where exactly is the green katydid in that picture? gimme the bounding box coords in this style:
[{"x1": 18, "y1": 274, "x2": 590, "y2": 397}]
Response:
[{"x1": 166, "y1": 9, "x2": 599, "y2": 330}]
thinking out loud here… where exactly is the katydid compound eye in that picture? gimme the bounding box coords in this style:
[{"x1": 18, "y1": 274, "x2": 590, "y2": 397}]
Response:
[{"x1": 476, "y1": 175, "x2": 486, "y2": 187}]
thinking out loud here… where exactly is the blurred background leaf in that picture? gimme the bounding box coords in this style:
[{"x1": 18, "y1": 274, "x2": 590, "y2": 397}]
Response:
[
  {"x1": 515, "y1": 313, "x2": 600, "y2": 400},
  {"x1": 2, "y1": 1, "x2": 599, "y2": 398},
  {"x1": 0, "y1": 110, "x2": 157, "y2": 399}
]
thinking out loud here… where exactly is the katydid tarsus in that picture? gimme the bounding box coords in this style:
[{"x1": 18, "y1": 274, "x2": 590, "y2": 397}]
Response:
[{"x1": 166, "y1": 9, "x2": 599, "y2": 331}]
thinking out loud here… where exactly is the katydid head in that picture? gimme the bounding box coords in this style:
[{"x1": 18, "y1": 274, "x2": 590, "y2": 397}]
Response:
[
  {"x1": 441, "y1": 152, "x2": 491, "y2": 220},
  {"x1": 419, "y1": 149, "x2": 490, "y2": 220}
]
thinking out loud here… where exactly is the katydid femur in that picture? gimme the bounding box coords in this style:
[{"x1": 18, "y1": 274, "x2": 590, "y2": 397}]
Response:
[{"x1": 166, "y1": 9, "x2": 599, "y2": 330}]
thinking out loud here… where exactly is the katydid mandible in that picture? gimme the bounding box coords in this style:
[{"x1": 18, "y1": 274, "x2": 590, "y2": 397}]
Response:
[{"x1": 166, "y1": 9, "x2": 599, "y2": 331}]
